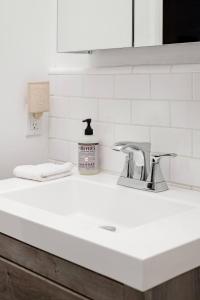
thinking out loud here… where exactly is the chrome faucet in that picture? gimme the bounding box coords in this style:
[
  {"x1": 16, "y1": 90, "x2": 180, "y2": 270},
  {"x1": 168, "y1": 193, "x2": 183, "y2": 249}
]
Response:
[{"x1": 112, "y1": 141, "x2": 177, "y2": 193}]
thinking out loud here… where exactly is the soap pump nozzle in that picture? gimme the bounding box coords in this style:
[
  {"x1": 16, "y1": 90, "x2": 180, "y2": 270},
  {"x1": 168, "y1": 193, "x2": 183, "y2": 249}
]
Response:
[{"x1": 83, "y1": 119, "x2": 93, "y2": 136}]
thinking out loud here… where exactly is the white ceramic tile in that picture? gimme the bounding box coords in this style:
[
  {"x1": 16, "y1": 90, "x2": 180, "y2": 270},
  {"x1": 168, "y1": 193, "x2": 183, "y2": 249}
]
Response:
[
  {"x1": 83, "y1": 75, "x2": 114, "y2": 98},
  {"x1": 159, "y1": 159, "x2": 170, "y2": 182},
  {"x1": 171, "y1": 157, "x2": 200, "y2": 187},
  {"x1": 132, "y1": 101, "x2": 170, "y2": 126},
  {"x1": 151, "y1": 127, "x2": 192, "y2": 156},
  {"x1": 114, "y1": 124, "x2": 150, "y2": 142},
  {"x1": 69, "y1": 97, "x2": 98, "y2": 120},
  {"x1": 86, "y1": 66, "x2": 132, "y2": 75},
  {"x1": 151, "y1": 74, "x2": 192, "y2": 100},
  {"x1": 171, "y1": 64, "x2": 200, "y2": 73},
  {"x1": 190, "y1": 159, "x2": 200, "y2": 187},
  {"x1": 193, "y1": 73, "x2": 200, "y2": 100},
  {"x1": 93, "y1": 122, "x2": 115, "y2": 146},
  {"x1": 133, "y1": 65, "x2": 171, "y2": 74},
  {"x1": 170, "y1": 157, "x2": 192, "y2": 186},
  {"x1": 50, "y1": 97, "x2": 70, "y2": 118},
  {"x1": 193, "y1": 131, "x2": 200, "y2": 158},
  {"x1": 48, "y1": 139, "x2": 70, "y2": 162},
  {"x1": 99, "y1": 99, "x2": 131, "y2": 124},
  {"x1": 100, "y1": 146, "x2": 125, "y2": 173},
  {"x1": 49, "y1": 118, "x2": 68, "y2": 140},
  {"x1": 50, "y1": 75, "x2": 83, "y2": 97},
  {"x1": 68, "y1": 142, "x2": 78, "y2": 165},
  {"x1": 66, "y1": 119, "x2": 85, "y2": 142},
  {"x1": 115, "y1": 74, "x2": 150, "y2": 99},
  {"x1": 171, "y1": 102, "x2": 200, "y2": 129}
]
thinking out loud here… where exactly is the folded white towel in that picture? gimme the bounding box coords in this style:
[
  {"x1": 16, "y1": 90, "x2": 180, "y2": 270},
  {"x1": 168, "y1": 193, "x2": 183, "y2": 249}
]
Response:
[{"x1": 13, "y1": 162, "x2": 73, "y2": 182}]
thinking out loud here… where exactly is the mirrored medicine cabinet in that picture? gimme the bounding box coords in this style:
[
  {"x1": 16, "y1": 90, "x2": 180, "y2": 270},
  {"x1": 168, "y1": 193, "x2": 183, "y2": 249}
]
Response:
[{"x1": 57, "y1": 0, "x2": 200, "y2": 53}]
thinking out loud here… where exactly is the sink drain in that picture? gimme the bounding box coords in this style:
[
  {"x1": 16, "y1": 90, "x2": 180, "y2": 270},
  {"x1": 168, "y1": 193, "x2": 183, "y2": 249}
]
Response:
[{"x1": 99, "y1": 225, "x2": 117, "y2": 232}]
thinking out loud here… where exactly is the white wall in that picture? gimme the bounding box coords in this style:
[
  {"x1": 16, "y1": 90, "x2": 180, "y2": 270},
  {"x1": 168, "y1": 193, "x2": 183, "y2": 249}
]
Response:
[{"x1": 0, "y1": 0, "x2": 57, "y2": 178}]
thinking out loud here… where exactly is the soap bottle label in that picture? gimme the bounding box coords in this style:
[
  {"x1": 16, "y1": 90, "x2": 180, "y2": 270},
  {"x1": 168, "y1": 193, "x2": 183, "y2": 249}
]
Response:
[{"x1": 78, "y1": 143, "x2": 99, "y2": 173}]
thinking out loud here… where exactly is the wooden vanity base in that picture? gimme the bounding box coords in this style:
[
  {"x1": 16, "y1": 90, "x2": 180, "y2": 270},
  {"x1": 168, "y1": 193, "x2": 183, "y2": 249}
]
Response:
[{"x1": 0, "y1": 233, "x2": 199, "y2": 300}]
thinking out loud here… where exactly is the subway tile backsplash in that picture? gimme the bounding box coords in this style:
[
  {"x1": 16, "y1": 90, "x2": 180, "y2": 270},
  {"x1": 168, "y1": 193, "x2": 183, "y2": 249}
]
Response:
[
  {"x1": 49, "y1": 64, "x2": 200, "y2": 190},
  {"x1": 115, "y1": 74, "x2": 150, "y2": 99},
  {"x1": 83, "y1": 75, "x2": 114, "y2": 98},
  {"x1": 150, "y1": 73, "x2": 193, "y2": 100}
]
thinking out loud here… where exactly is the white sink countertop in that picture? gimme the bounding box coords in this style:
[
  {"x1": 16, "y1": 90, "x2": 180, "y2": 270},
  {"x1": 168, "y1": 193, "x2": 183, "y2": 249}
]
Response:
[{"x1": 0, "y1": 171, "x2": 199, "y2": 291}]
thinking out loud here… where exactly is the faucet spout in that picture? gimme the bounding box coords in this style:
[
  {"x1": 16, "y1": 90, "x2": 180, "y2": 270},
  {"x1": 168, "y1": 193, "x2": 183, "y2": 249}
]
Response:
[{"x1": 113, "y1": 141, "x2": 151, "y2": 181}]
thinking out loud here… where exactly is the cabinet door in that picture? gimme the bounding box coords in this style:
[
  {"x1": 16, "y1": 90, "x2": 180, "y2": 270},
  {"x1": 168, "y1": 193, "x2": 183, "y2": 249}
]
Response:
[
  {"x1": 0, "y1": 257, "x2": 88, "y2": 300},
  {"x1": 134, "y1": 0, "x2": 163, "y2": 47},
  {"x1": 163, "y1": 0, "x2": 200, "y2": 44},
  {"x1": 57, "y1": 0, "x2": 133, "y2": 52}
]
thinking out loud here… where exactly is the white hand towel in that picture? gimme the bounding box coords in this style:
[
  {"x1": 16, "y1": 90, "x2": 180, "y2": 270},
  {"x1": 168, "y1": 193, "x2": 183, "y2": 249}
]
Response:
[{"x1": 13, "y1": 162, "x2": 73, "y2": 182}]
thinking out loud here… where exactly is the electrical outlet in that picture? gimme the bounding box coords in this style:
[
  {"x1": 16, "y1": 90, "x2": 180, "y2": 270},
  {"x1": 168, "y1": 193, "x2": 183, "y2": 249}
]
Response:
[{"x1": 27, "y1": 113, "x2": 41, "y2": 136}]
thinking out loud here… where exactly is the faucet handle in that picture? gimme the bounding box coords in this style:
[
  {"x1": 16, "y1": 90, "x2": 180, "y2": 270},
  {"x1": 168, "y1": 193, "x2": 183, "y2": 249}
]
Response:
[
  {"x1": 112, "y1": 141, "x2": 133, "y2": 152},
  {"x1": 151, "y1": 152, "x2": 177, "y2": 163},
  {"x1": 148, "y1": 153, "x2": 177, "y2": 192},
  {"x1": 113, "y1": 142, "x2": 151, "y2": 154}
]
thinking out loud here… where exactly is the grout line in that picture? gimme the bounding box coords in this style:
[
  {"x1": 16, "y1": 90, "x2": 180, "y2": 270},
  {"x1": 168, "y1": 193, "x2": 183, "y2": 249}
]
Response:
[
  {"x1": 113, "y1": 75, "x2": 116, "y2": 98},
  {"x1": 191, "y1": 130, "x2": 194, "y2": 157},
  {"x1": 49, "y1": 71, "x2": 199, "y2": 76},
  {"x1": 81, "y1": 74, "x2": 84, "y2": 98},
  {"x1": 49, "y1": 64, "x2": 200, "y2": 76},
  {"x1": 168, "y1": 101, "x2": 172, "y2": 128},
  {"x1": 169, "y1": 65, "x2": 173, "y2": 73},
  {"x1": 191, "y1": 73, "x2": 194, "y2": 100},
  {"x1": 130, "y1": 100, "x2": 134, "y2": 124},
  {"x1": 50, "y1": 94, "x2": 198, "y2": 102},
  {"x1": 97, "y1": 98, "x2": 100, "y2": 121},
  {"x1": 192, "y1": 73, "x2": 196, "y2": 101},
  {"x1": 149, "y1": 74, "x2": 152, "y2": 100},
  {"x1": 130, "y1": 100, "x2": 133, "y2": 123}
]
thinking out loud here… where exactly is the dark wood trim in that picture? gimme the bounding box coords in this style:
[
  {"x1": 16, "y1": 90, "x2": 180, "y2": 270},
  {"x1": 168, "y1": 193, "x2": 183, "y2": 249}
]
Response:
[
  {"x1": 144, "y1": 268, "x2": 200, "y2": 300},
  {"x1": 123, "y1": 286, "x2": 145, "y2": 300},
  {"x1": 0, "y1": 232, "x2": 199, "y2": 300}
]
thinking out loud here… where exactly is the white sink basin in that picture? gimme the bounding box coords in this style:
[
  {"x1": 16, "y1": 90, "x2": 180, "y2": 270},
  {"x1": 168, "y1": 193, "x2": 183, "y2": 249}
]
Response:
[
  {"x1": 0, "y1": 172, "x2": 200, "y2": 291},
  {"x1": 4, "y1": 178, "x2": 191, "y2": 231}
]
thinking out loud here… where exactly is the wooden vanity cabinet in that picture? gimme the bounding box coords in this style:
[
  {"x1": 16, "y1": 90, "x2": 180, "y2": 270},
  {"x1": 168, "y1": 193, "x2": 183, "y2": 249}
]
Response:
[{"x1": 0, "y1": 233, "x2": 199, "y2": 300}]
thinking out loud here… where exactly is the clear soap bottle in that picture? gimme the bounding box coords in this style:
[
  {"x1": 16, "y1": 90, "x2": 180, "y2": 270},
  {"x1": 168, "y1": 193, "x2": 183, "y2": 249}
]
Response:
[{"x1": 78, "y1": 119, "x2": 99, "y2": 175}]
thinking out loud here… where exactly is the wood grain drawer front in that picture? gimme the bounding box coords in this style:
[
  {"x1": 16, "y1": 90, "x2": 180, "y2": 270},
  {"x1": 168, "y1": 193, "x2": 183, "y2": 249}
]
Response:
[
  {"x1": 0, "y1": 233, "x2": 124, "y2": 300},
  {"x1": 0, "y1": 257, "x2": 89, "y2": 300}
]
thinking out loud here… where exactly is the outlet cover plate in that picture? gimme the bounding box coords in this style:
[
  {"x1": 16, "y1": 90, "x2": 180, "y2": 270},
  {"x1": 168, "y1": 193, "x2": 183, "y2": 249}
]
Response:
[{"x1": 26, "y1": 113, "x2": 42, "y2": 137}]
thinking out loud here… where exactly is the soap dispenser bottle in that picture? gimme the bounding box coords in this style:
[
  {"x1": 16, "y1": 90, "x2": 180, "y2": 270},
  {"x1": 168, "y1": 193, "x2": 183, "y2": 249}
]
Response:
[{"x1": 78, "y1": 119, "x2": 99, "y2": 175}]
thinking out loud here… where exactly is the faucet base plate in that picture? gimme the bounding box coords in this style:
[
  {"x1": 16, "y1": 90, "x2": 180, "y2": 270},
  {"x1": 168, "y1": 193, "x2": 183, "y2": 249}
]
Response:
[{"x1": 117, "y1": 176, "x2": 169, "y2": 193}]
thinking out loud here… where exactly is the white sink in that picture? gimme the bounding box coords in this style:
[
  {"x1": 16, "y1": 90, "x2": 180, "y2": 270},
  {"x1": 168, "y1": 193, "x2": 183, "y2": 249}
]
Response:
[
  {"x1": 4, "y1": 178, "x2": 191, "y2": 231},
  {"x1": 0, "y1": 173, "x2": 200, "y2": 291}
]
